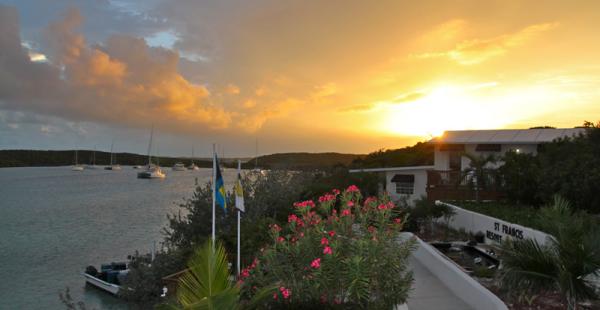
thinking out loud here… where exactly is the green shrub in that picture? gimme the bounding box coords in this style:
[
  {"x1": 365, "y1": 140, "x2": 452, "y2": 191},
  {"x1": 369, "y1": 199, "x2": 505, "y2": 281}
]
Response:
[{"x1": 239, "y1": 186, "x2": 416, "y2": 308}]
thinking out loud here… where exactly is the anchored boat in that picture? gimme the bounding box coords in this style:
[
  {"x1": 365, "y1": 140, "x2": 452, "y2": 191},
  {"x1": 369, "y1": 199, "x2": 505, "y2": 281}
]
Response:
[
  {"x1": 83, "y1": 262, "x2": 128, "y2": 295},
  {"x1": 137, "y1": 126, "x2": 166, "y2": 179}
]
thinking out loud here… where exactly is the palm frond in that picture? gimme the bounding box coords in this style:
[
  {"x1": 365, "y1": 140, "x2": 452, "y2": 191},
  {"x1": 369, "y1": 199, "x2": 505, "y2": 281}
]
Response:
[{"x1": 176, "y1": 240, "x2": 239, "y2": 310}]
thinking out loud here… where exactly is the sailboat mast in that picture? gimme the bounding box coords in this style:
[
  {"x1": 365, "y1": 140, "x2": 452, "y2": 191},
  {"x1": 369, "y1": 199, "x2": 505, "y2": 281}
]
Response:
[
  {"x1": 75, "y1": 150, "x2": 78, "y2": 165},
  {"x1": 147, "y1": 126, "x2": 154, "y2": 166},
  {"x1": 110, "y1": 140, "x2": 114, "y2": 166}
]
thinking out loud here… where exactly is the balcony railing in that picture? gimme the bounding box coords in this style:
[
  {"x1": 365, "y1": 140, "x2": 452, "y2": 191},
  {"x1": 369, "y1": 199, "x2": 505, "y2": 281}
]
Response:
[{"x1": 426, "y1": 169, "x2": 504, "y2": 201}]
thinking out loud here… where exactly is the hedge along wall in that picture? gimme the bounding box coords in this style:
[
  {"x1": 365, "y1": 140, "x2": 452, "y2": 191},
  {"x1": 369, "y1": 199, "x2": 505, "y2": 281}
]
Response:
[{"x1": 435, "y1": 201, "x2": 551, "y2": 246}]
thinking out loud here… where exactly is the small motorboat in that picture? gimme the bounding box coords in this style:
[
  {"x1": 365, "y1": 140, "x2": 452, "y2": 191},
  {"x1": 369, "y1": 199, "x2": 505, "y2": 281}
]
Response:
[
  {"x1": 187, "y1": 163, "x2": 199, "y2": 170},
  {"x1": 172, "y1": 163, "x2": 186, "y2": 171},
  {"x1": 104, "y1": 165, "x2": 122, "y2": 170},
  {"x1": 83, "y1": 262, "x2": 128, "y2": 295}
]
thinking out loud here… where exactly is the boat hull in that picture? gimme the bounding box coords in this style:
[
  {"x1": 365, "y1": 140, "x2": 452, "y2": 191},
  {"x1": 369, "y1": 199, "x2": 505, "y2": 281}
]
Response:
[
  {"x1": 83, "y1": 273, "x2": 120, "y2": 295},
  {"x1": 137, "y1": 171, "x2": 166, "y2": 179}
]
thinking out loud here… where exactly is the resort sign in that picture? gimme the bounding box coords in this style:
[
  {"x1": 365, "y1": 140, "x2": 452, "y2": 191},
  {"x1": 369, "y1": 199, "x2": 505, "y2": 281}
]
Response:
[
  {"x1": 485, "y1": 222, "x2": 524, "y2": 243},
  {"x1": 435, "y1": 201, "x2": 550, "y2": 246}
]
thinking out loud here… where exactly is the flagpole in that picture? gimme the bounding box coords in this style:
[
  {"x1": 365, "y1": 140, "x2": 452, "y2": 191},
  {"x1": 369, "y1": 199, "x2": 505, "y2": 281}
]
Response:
[
  {"x1": 212, "y1": 143, "x2": 216, "y2": 249},
  {"x1": 236, "y1": 159, "x2": 241, "y2": 276}
]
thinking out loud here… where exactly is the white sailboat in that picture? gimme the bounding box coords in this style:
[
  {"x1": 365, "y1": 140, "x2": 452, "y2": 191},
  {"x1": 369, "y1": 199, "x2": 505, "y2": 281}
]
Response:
[
  {"x1": 137, "y1": 127, "x2": 166, "y2": 179},
  {"x1": 72, "y1": 150, "x2": 84, "y2": 171},
  {"x1": 187, "y1": 146, "x2": 199, "y2": 170},
  {"x1": 105, "y1": 140, "x2": 121, "y2": 170}
]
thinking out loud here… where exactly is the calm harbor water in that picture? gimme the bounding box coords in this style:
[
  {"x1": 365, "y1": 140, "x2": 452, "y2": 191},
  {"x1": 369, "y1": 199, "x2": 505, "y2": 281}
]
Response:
[{"x1": 0, "y1": 166, "x2": 238, "y2": 310}]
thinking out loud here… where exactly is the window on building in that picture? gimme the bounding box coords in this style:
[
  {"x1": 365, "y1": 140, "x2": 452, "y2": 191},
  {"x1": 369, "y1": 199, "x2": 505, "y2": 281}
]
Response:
[
  {"x1": 475, "y1": 144, "x2": 501, "y2": 152},
  {"x1": 391, "y1": 174, "x2": 414, "y2": 195}
]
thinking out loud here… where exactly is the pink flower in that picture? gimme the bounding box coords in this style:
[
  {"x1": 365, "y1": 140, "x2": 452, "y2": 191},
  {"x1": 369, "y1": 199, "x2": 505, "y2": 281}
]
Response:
[
  {"x1": 341, "y1": 209, "x2": 351, "y2": 217},
  {"x1": 323, "y1": 246, "x2": 333, "y2": 255},
  {"x1": 288, "y1": 214, "x2": 298, "y2": 223},
  {"x1": 345, "y1": 185, "x2": 360, "y2": 193},
  {"x1": 332, "y1": 189, "x2": 341, "y2": 195},
  {"x1": 273, "y1": 292, "x2": 278, "y2": 300},
  {"x1": 364, "y1": 196, "x2": 377, "y2": 206},
  {"x1": 277, "y1": 236, "x2": 285, "y2": 243},
  {"x1": 394, "y1": 218, "x2": 402, "y2": 224},
  {"x1": 377, "y1": 204, "x2": 387, "y2": 210},
  {"x1": 299, "y1": 232, "x2": 305, "y2": 238},
  {"x1": 321, "y1": 237, "x2": 329, "y2": 245},
  {"x1": 347, "y1": 201, "x2": 354, "y2": 207},
  {"x1": 318, "y1": 194, "x2": 336, "y2": 203},
  {"x1": 250, "y1": 258, "x2": 258, "y2": 269},
  {"x1": 310, "y1": 258, "x2": 321, "y2": 269},
  {"x1": 270, "y1": 224, "x2": 282, "y2": 232},
  {"x1": 279, "y1": 286, "x2": 291, "y2": 299},
  {"x1": 294, "y1": 200, "x2": 315, "y2": 209},
  {"x1": 240, "y1": 268, "x2": 250, "y2": 278},
  {"x1": 328, "y1": 231, "x2": 336, "y2": 237}
]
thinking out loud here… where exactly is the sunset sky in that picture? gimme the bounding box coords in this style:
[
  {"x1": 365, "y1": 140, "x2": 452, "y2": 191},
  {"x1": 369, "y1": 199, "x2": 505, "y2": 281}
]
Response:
[{"x1": 1, "y1": 0, "x2": 599, "y2": 157}]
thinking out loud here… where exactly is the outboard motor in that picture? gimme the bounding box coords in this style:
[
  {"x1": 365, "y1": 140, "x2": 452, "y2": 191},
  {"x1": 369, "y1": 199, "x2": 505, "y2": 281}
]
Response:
[{"x1": 85, "y1": 265, "x2": 98, "y2": 276}]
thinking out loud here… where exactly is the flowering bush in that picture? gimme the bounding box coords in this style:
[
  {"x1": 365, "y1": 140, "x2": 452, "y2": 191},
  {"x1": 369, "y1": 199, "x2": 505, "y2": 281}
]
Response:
[{"x1": 239, "y1": 185, "x2": 416, "y2": 308}]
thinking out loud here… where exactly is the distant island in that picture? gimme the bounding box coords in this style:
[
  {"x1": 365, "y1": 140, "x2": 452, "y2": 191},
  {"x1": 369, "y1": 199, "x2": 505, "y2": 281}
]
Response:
[{"x1": 0, "y1": 142, "x2": 433, "y2": 170}]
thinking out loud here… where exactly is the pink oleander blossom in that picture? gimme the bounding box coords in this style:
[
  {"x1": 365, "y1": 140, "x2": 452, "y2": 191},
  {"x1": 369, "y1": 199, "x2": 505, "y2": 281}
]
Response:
[
  {"x1": 332, "y1": 188, "x2": 341, "y2": 195},
  {"x1": 321, "y1": 237, "x2": 329, "y2": 245},
  {"x1": 364, "y1": 196, "x2": 377, "y2": 206},
  {"x1": 341, "y1": 209, "x2": 351, "y2": 217},
  {"x1": 318, "y1": 194, "x2": 336, "y2": 203},
  {"x1": 288, "y1": 214, "x2": 298, "y2": 223},
  {"x1": 394, "y1": 218, "x2": 402, "y2": 224},
  {"x1": 345, "y1": 185, "x2": 360, "y2": 193},
  {"x1": 294, "y1": 200, "x2": 315, "y2": 209},
  {"x1": 240, "y1": 268, "x2": 250, "y2": 278},
  {"x1": 279, "y1": 286, "x2": 291, "y2": 299},
  {"x1": 323, "y1": 246, "x2": 333, "y2": 255},
  {"x1": 277, "y1": 236, "x2": 285, "y2": 243},
  {"x1": 270, "y1": 223, "x2": 282, "y2": 232},
  {"x1": 328, "y1": 230, "x2": 336, "y2": 237},
  {"x1": 310, "y1": 258, "x2": 321, "y2": 269},
  {"x1": 346, "y1": 201, "x2": 354, "y2": 207}
]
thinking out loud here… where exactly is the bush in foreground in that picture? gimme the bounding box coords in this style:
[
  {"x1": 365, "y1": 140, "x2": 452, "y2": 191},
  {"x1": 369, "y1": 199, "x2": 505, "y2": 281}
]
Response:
[{"x1": 239, "y1": 185, "x2": 416, "y2": 309}]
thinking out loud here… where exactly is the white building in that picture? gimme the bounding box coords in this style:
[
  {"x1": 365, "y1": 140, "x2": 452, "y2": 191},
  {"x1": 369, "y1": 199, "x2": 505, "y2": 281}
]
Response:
[{"x1": 350, "y1": 128, "x2": 585, "y2": 205}]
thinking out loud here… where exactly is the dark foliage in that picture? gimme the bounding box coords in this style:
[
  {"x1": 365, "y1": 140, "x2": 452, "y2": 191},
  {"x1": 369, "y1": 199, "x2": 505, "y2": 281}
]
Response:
[
  {"x1": 403, "y1": 197, "x2": 455, "y2": 232},
  {"x1": 349, "y1": 142, "x2": 433, "y2": 169},
  {"x1": 498, "y1": 121, "x2": 600, "y2": 212},
  {"x1": 499, "y1": 151, "x2": 541, "y2": 205},
  {"x1": 245, "y1": 152, "x2": 362, "y2": 170}
]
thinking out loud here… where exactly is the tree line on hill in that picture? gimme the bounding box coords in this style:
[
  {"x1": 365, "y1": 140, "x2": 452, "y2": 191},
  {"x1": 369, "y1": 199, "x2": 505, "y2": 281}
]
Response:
[{"x1": 0, "y1": 150, "x2": 213, "y2": 168}]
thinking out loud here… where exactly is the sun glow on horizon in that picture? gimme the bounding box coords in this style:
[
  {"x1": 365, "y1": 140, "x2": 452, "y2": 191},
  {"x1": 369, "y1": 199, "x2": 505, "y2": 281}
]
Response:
[{"x1": 379, "y1": 82, "x2": 556, "y2": 138}]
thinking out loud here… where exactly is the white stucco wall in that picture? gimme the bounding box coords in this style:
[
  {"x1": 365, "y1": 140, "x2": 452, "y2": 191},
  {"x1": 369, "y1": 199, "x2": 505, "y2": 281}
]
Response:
[
  {"x1": 386, "y1": 168, "x2": 429, "y2": 205},
  {"x1": 401, "y1": 233, "x2": 508, "y2": 310},
  {"x1": 435, "y1": 201, "x2": 551, "y2": 246}
]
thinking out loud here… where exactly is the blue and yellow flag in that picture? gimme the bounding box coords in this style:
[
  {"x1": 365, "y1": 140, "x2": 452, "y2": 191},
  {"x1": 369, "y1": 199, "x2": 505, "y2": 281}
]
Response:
[{"x1": 215, "y1": 155, "x2": 227, "y2": 211}]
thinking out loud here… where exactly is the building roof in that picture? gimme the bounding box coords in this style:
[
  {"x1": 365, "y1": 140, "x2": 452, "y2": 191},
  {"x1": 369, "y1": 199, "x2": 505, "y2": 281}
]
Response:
[
  {"x1": 349, "y1": 165, "x2": 434, "y2": 173},
  {"x1": 430, "y1": 128, "x2": 585, "y2": 144}
]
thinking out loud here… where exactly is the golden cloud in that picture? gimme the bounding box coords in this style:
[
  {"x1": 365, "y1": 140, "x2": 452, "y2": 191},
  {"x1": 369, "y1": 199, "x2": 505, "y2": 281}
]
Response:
[{"x1": 416, "y1": 22, "x2": 559, "y2": 65}]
